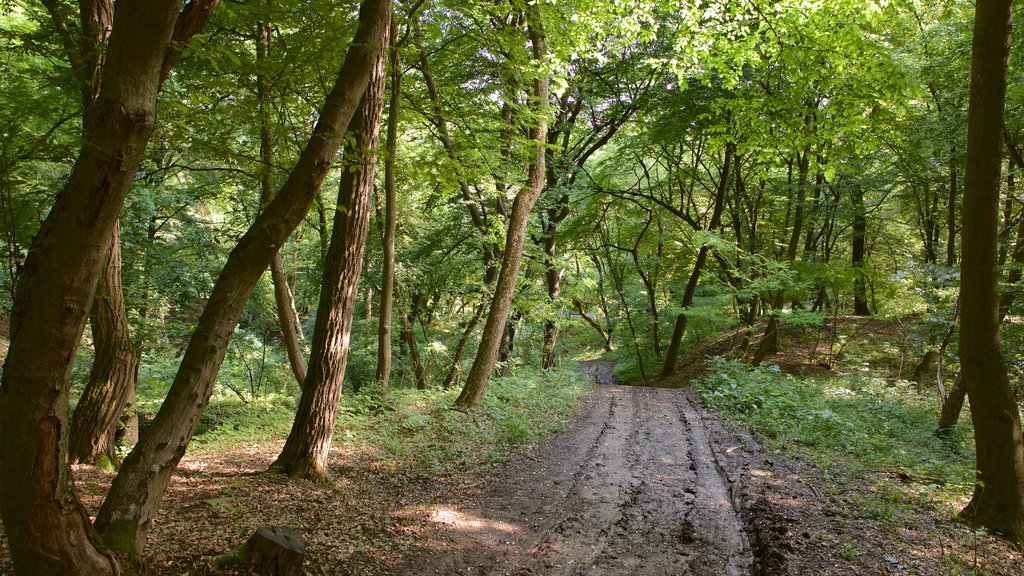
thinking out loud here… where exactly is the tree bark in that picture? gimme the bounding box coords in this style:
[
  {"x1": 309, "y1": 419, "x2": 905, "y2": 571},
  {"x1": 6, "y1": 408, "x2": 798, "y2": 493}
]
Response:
[
  {"x1": 455, "y1": 6, "x2": 548, "y2": 409},
  {"x1": 851, "y1": 183, "x2": 870, "y2": 316},
  {"x1": 376, "y1": 23, "x2": 401, "y2": 386},
  {"x1": 947, "y1": 149, "x2": 958, "y2": 267},
  {"x1": 0, "y1": 2, "x2": 187, "y2": 573},
  {"x1": 661, "y1": 141, "x2": 734, "y2": 376},
  {"x1": 958, "y1": 0, "x2": 1024, "y2": 542},
  {"x1": 257, "y1": 11, "x2": 308, "y2": 390},
  {"x1": 94, "y1": 0, "x2": 391, "y2": 556},
  {"x1": 272, "y1": 39, "x2": 387, "y2": 481},
  {"x1": 443, "y1": 304, "x2": 484, "y2": 389},
  {"x1": 540, "y1": 218, "x2": 562, "y2": 369},
  {"x1": 753, "y1": 145, "x2": 810, "y2": 365},
  {"x1": 69, "y1": 222, "x2": 139, "y2": 468},
  {"x1": 937, "y1": 374, "x2": 968, "y2": 435}
]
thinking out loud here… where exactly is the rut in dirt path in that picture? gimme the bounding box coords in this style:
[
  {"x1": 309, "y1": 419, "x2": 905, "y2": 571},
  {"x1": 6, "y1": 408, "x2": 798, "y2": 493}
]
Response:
[{"x1": 399, "y1": 361, "x2": 752, "y2": 576}]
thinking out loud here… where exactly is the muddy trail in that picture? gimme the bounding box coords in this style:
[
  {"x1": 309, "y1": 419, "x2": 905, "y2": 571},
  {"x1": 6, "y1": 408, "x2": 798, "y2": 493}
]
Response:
[{"x1": 399, "y1": 360, "x2": 753, "y2": 575}]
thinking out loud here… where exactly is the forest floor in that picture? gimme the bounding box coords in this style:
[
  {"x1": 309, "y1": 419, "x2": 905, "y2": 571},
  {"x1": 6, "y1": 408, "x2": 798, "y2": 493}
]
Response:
[{"x1": 3, "y1": 335, "x2": 1024, "y2": 574}]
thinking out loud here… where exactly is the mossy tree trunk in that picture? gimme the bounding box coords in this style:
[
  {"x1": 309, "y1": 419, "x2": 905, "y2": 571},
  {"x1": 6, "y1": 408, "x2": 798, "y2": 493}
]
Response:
[{"x1": 0, "y1": 2, "x2": 196, "y2": 572}]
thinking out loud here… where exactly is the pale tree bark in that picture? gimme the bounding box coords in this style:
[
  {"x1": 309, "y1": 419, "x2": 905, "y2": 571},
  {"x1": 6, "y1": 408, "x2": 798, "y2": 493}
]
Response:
[
  {"x1": 256, "y1": 8, "x2": 308, "y2": 389},
  {"x1": 959, "y1": 0, "x2": 1024, "y2": 542},
  {"x1": 455, "y1": 5, "x2": 548, "y2": 409},
  {"x1": 69, "y1": 222, "x2": 138, "y2": 468},
  {"x1": 376, "y1": 22, "x2": 401, "y2": 386},
  {"x1": 272, "y1": 36, "x2": 388, "y2": 480},
  {"x1": 94, "y1": 0, "x2": 391, "y2": 556},
  {"x1": 0, "y1": 2, "x2": 190, "y2": 573}
]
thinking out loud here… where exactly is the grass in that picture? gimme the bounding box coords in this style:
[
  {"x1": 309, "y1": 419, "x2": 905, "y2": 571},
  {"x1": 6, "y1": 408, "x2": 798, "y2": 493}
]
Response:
[
  {"x1": 698, "y1": 357, "x2": 977, "y2": 522},
  {"x1": 176, "y1": 364, "x2": 592, "y2": 479}
]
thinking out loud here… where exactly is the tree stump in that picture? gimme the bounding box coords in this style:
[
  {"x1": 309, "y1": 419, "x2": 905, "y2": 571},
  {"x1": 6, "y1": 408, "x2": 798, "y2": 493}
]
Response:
[{"x1": 219, "y1": 526, "x2": 306, "y2": 575}]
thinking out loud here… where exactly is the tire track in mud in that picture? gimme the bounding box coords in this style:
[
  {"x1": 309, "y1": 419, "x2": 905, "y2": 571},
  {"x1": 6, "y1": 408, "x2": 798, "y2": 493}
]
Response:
[{"x1": 399, "y1": 361, "x2": 752, "y2": 575}]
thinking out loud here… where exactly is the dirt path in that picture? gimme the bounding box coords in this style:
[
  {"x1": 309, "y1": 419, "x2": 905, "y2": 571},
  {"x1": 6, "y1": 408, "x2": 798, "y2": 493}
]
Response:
[{"x1": 398, "y1": 360, "x2": 752, "y2": 575}]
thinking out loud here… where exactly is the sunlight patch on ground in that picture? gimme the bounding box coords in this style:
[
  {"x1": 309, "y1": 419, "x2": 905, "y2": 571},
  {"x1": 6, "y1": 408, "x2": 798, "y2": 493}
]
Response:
[{"x1": 428, "y1": 507, "x2": 519, "y2": 534}]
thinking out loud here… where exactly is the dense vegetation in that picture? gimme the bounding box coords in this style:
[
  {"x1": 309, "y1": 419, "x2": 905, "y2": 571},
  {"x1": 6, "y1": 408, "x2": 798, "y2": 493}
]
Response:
[{"x1": 1, "y1": 0, "x2": 1024, "y2": 572}]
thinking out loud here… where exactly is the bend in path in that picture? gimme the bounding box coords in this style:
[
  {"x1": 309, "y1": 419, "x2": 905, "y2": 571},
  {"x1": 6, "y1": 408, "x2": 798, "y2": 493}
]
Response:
[{"x1": 399, "y1": 361, "x2": 752, "y2": 575}]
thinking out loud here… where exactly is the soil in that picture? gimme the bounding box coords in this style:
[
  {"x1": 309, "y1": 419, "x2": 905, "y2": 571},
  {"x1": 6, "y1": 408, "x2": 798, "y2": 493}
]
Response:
[
  {"x1": 396, "y1": 360, "x2": 751, "y2": 575},
  {"x1": 2, "y1": 352, "x2": 1022, "y2": 575}
]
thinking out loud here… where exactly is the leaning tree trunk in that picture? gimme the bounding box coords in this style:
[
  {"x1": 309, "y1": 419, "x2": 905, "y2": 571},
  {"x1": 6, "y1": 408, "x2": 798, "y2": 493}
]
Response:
[
  {"x1": 272, "y1": 44, "x2": 387, "y2": 481},
  {"x1": 69, "y1": 223, "x2": 139, "y2": 468},
  {"x1": 376, "y1": 23, "x2": 401, "y2": 386},
  {"x1": 661, "y1": 141, "x2": 734, "y2": 376},
  {"x1": 455, "y1": 6, "x2": 548, "y2": 409},
  {"x1": 443, "y1": 304, "x2": 484, "y2": 389},
  {"x1": 0, "y1": 4, "x2": 192, "y2": 574},
  {"x1": 257, "y1": 15, "x2": 308, "y2": 390},
  {"x1": 958, "y1": 0, "x2": 1024, "y2": 542},
  {"x1": 94, "y1": 1, "x2": 391, "y2": 557}
]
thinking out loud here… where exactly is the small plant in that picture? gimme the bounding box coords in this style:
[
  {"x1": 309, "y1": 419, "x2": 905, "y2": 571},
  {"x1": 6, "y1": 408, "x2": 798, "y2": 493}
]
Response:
[{"x1": 834, "y1": 536, "x2": 861, "y2": 560}]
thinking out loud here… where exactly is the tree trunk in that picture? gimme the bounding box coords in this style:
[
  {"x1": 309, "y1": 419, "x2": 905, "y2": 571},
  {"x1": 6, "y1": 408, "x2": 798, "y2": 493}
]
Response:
[
  {"x1": 947, "y1": 149, "x2": 958, "y2": 267},
  {"x1": 94, "y1": 1, "x2": 390, "y2": 556},
  {"x1": 443, "y1": 305, "x2": 484, "y2": 389},
  {"x1": 402, "y1": 305, "x2": 426, "y2": 389},
  {"x1": 257, "y1": 12, "x2": 308, "y2": 390},
  {"x1": 376, "y1": 24, "x2": 401, "y2": 386},
  {"x1": 0, "y1": 3, "x2": 190, "y2": 573},
  {"x1": 851, "y1": 183, "x2": 870, "y2": 316},
  {"x1": 540, "y1": 219, "x2": 561, "y2": 369},
  {"x1": 958, "y1": 0, "x2": 1024, "y2": 542},
  {"x1": 936, "y1": 374, "x2": 967, "y2": 435},
  {"x1": 69, "y1": 223, "x2": 139, "y2": 468},
  {"x1": 455, "y1": 7, "x2": 548, "y2": 409},
  {"x1": 753, "y1": 145, "x2": 810, "y2": 364},
  {"x1": 572, "y1": 298, "x2": 611, "y2": 351},
  {"x1": 271, "y1": 33, "x2": 388, "y2": 482},
  {"x1": 661, "y1": 141, "x2": 734, "y2": 376}
]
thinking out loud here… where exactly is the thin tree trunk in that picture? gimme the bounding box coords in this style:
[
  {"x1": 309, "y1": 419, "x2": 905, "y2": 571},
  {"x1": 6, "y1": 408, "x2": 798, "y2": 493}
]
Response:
[
  {"x1": 376, "y1": 24, "x2": 401, "y2": 385},
  {"x1": 271, "y1": 33, "x2": 388, "y2": 481},
  {"x1": 947, "y1": 149, "x2": 958, "y2": 267},
  {"x1": 69, "y1": 223, "x2": 139, "y2": 468},
  {"x1": 572, "y1": 298, "x2": 611, "y2": 351},
  {"x1": 851, "y1": 183, "x2": 870, "y2": 316},
  {"x1": 257, "y1": 12, "x2": 308, "y2": 389},
  {"x1": 455, "y1": 7, "x2": 548, "y2": 409},
  {"x1": 958, "y1": 0, "x2": 1024, "y2": 541},
  {"x1": 402, "y1": 302, "x2": 426, "y2": 389},
  {"x1": 937, "y1": 374, "x2": 967, "y2": 435},
  {"x1": 753, "y1": 145, "x2": 810, "y2": 364},
  {"x1": 94, "y1": 2, "x2": 390, "y2": 556},
  {"x1": 540, "y1": 218, "x2": 562, "y2": 369},
  {"x1": 443, "y1": 305, "x2": 484, "y2": 389},
  {"x1": 661, "y1": 141, "x2": 734, "y2": 376}
]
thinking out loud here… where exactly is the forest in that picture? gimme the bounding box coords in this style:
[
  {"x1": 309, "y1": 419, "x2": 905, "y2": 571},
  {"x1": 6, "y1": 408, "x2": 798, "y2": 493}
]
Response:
[{"x1": 2, "y1": 0, "x2": 1024, "y2": 573}]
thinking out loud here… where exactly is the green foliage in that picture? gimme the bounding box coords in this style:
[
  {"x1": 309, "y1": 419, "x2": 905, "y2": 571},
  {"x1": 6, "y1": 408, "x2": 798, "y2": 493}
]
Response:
[{"x1": 700, "y1": 357, "x2": 976, "y2": 516}]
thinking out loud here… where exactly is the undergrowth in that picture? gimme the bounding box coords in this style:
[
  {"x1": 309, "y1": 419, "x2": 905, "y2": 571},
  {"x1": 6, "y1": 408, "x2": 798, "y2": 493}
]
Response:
[
  {"x1": 699, "y1": 357, "x2": 976, "y2": 521},
  {"x1": 185, "y1": 364, "x2": 591, "y2": 479}
]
